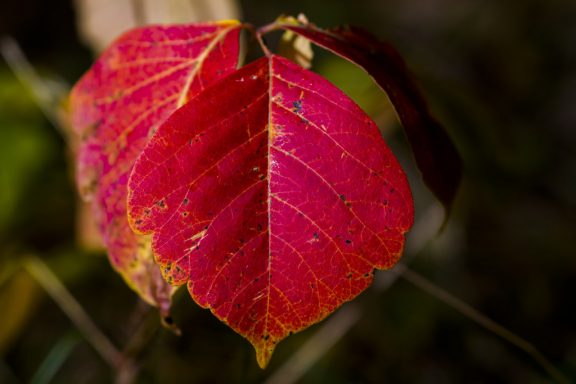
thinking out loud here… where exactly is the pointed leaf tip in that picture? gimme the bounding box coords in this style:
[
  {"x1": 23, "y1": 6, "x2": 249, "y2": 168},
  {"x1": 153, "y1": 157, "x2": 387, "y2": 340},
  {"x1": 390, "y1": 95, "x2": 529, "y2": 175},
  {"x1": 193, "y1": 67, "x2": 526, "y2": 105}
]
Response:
[{"x1": 256, "y1": 343, "x2": 275, "y2": 369}]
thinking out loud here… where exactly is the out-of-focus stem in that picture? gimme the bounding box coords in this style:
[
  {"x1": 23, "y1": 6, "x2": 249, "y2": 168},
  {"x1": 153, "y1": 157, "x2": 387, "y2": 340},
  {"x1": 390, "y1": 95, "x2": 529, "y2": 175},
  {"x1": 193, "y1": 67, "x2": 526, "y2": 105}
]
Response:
[
  {"x1": 396, "y1": 264, "x2": 570, "y2": 384},
  {"x1": 22, "y1": 256, "x2": 123, "y2": 369},
  {"x1": 0, "y1": 37, "x2": 69, "y2": 141}
]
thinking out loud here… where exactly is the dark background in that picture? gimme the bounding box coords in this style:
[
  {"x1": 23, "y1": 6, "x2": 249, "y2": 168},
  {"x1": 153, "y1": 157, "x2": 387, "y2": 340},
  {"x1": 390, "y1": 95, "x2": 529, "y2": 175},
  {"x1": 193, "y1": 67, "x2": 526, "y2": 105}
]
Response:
[{"x1": 1, "y1": 0, "x2": 575, "y2": 383}]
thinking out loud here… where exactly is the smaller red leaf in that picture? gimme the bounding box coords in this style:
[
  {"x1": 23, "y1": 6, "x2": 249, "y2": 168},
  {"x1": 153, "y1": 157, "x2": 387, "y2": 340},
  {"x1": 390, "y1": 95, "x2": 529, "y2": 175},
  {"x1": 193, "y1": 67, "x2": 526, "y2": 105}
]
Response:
[
  {"x1": 69, "y1": 21, "x2": 241, "y2": 312},
  {"x1": 277, "y1": 21, "x2": 462, "y2": 212}
]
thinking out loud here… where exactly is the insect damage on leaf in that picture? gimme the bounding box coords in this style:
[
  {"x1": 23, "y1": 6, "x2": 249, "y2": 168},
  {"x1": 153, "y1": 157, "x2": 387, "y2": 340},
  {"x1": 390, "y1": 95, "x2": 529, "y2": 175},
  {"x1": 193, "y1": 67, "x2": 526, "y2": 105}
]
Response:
[{"x1": 127, "y1": 54, "x2": 414, "y2": 367}]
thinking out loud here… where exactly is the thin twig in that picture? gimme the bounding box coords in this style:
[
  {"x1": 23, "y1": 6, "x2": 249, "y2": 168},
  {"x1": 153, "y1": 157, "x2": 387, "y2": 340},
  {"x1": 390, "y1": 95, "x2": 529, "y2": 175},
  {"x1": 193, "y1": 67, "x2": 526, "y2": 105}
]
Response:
[
  {"x1": 396, "y1": 264, "x2": 570, "y2": 384},
  {"x1": 22, "y1": 256, "x2": 123, "y2": 369}
]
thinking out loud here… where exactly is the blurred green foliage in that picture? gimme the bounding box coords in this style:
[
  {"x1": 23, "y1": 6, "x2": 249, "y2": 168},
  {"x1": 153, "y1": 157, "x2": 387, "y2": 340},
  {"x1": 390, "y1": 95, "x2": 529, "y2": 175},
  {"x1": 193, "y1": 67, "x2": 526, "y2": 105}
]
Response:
[{"x1": 1, "y1": 0, "x2": 575, "y2": 383}]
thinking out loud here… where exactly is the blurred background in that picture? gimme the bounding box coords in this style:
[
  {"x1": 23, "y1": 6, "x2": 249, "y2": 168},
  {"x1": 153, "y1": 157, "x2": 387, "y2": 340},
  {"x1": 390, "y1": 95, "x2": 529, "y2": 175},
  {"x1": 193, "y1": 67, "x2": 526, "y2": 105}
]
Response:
[{"x1": 1, "y1": 0, "x2": 575, "y2": 383}]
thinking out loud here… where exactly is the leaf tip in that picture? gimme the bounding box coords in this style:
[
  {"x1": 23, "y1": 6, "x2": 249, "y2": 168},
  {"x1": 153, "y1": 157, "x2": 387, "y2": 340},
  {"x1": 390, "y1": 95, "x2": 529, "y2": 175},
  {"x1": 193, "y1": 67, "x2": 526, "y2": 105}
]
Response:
[{"x1": 255, "y1": 343, "x2": 275, "y2": 369}]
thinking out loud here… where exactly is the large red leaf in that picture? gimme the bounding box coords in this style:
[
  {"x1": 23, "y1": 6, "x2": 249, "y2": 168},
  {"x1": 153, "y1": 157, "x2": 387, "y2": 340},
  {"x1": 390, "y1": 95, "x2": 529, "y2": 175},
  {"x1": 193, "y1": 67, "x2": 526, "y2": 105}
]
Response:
[
  {"x1": 276, "y1": 21, "x2": 462, "y2": 212},
  {"x1": 127, "y1": 55, "x2": 413, "y2": 367},
  {"x1": 69, "y1": 21, "x2": 241, "y2": 314}
]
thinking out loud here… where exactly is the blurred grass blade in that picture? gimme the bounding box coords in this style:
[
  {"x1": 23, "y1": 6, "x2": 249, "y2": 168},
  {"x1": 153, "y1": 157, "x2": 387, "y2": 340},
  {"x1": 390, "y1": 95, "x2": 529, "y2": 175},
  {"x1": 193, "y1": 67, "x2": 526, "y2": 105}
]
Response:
[
  {"x1": 22, "y1": 256, "x2": 122, "y2": 368},
  {"x1": 0, "y1": 37, "x2": 69, "y2": 140},
  {"x1": 30, "y1": 333, "x2": 79, "y2": 384}
]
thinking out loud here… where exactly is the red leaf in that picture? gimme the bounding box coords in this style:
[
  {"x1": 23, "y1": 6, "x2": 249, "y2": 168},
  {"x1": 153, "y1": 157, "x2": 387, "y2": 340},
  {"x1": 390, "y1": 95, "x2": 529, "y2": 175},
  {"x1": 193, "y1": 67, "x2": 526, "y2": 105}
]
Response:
[
  {"x1": 127, "y1": 55, "x2": 413, "y2": 367},
  {"x1": 69, "y1": 21, "x2": 241, "y2": 313},
  {"x1": 277, "y1": 22, "x2": 462, "y2": 212}
]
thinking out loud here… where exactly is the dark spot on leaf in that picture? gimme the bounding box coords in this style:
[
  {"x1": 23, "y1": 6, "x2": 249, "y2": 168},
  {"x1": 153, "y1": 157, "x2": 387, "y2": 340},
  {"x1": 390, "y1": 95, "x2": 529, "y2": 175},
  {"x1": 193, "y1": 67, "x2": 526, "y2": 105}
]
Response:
[
  {"x1": 135, "y1": 219, "x2": 143, "y2": 225},
  {"x1": 183, "y1": 198, "x2": 189, "y2": 205},
  {"x1": 156, "y1": 199, "x2": 166, "y2": 209},
  {"x1": 257, "y1": 223, "x2": 263, "y2": 231},
  {"x1": 204, "y1": 225, "x2": 209, "y2": 230},
  {"x1": 292, "y1": 99, "x2": 302, "y2": 113},
  {"x1": 313, "y1": 232, "x2": 319, "y2": 239},
  {"x1": 254, "y1": 277, "x2": 259, "y2": 282},
  {"x1": 310, "y1": 283, "x2": 315, "y2": 288},
  {"x1": 345, "y1": 239, "x2": 352, "y2": 244},
  {"x1": 339, "y1": 194, "x2": 346, "y2": 201},
  {"x1": 263, "y1": 334, "x2": 270, "y2": 341},
  {"x1": 258, "y1": 174, "x2": 266, "y2": 180},
  {"x1": 235, "y1": 303, "x2": 241, "y2": 309},
  {"x1": 346, "y1": 272, "x2": 353, "y2": 279},
  {"x1": 182, "y1": 212, "x2": 188, "y2": 217}
]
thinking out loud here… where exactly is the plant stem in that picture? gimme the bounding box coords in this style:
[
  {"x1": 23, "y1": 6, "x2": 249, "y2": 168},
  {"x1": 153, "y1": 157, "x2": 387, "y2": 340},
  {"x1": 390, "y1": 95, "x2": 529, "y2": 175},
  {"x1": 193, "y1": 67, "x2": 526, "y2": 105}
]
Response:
[
  {"x1": 395, "y1": 264, "x2": 570, "y2": 384},
  {"x1": 22, "y1": 256, "x2": 123, "y2": 369}
]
